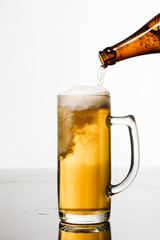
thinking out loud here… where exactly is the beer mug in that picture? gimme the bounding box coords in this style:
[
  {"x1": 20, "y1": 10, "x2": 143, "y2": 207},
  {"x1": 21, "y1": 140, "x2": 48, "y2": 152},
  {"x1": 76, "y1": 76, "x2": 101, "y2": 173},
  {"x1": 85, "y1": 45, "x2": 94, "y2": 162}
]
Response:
[
  {"x1": 57, "y1": 86, "x2": 140, "y2": 224},
  {"x1": 59, "y1": 222, "x2": 111, "y2": 240}
]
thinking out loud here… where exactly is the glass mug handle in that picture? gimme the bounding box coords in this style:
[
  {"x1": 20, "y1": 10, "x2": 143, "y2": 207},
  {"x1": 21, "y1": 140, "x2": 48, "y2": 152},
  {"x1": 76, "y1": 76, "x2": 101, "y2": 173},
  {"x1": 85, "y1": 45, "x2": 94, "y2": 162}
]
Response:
[{"x1": 107, "y1": 115, "x2": 140, "y2": 196}]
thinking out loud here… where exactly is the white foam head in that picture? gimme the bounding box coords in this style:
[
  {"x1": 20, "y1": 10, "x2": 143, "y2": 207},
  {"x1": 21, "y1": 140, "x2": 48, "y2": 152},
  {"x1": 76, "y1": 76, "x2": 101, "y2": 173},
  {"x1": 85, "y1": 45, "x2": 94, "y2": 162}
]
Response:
[
  {"x1": 58, "y1": 85, "x2": 109, "y2": 96},
  {"x1": 58, "y1": 86, "x2": 110, "y2": 110}
]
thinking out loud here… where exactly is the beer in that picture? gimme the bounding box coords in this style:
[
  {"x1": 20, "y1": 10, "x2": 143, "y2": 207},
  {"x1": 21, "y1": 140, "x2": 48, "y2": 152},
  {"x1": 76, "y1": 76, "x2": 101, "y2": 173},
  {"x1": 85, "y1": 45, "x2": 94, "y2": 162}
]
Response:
[
  {"x1": 58, "y1": 86, "x2": 111, "y2": 217},
  {"x1": 59, "y1": 222, "x2": 111, "y2": 240},
  {"x1": 59, "y1": 230, "x2": 110, "y2": 240},
  {"x1": 97, "y1": 65, "x2": 106, "y2": 87},
  {"x1": 99, "y1": 13, "x2": 160, "y2": 68}
]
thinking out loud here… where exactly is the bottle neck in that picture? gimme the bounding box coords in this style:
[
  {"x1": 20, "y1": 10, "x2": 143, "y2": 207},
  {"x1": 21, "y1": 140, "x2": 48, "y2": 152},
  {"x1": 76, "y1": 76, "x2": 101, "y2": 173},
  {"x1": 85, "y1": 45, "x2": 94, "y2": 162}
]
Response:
[{"x1": 99, "y1": 48, "x2": 117, "y2": 68}]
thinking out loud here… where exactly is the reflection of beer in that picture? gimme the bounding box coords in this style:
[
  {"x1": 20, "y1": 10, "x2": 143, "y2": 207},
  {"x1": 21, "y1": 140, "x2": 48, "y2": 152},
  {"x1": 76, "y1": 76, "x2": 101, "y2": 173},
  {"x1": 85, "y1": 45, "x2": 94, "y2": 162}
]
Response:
[
  {"x1": 58, "y1": 86, "x2": 111, "y2": 217},
  {"x1": 59, "y1": 222, "x2": 111, "y2": 240}
]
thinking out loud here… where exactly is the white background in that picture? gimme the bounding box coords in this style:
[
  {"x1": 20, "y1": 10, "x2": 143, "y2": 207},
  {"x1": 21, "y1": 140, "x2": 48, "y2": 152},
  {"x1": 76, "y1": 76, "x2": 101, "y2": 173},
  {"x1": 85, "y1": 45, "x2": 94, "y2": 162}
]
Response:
[{"x1": 0, "y1": 0, "x2": 160, "y2": 169}]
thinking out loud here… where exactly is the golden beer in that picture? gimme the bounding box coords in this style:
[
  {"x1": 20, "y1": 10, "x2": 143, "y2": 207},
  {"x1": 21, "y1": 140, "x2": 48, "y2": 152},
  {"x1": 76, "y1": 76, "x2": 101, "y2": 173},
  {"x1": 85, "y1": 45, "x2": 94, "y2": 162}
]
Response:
[
  {"x1": 59, "y1": 222, "x2": 111, "y2": 240},
  {"x1": 59, "y1": 230, "x2": 110, "y2": 240},
  {"x1": 58, "y1": 92, "x2": 111, "y2": 219}
]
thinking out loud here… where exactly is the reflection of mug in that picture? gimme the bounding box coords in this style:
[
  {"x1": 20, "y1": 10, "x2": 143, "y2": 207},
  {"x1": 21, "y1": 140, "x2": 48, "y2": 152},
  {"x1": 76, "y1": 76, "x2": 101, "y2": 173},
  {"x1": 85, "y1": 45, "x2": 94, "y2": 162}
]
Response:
[
  {"x1": 59, "y1": 222, "x2": 111, "y2": 240},
  {"x1": 58, "y1": 88, "x2": 140, "y2": 224}
]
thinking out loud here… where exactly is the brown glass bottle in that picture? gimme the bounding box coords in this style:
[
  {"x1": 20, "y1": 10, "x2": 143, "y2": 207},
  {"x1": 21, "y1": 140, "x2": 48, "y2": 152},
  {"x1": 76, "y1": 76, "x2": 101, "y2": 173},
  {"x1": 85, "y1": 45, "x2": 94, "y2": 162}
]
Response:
[{"x1": 99, "y1": 13, "x2": 160, "y2": 68}]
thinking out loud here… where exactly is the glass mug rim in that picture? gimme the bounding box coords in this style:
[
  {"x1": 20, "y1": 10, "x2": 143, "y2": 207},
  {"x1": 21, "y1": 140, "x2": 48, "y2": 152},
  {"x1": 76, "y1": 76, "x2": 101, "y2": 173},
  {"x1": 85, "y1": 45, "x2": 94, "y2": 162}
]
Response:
[{"x1": 57, "y1": 94, "x2": 110, "y2": 97}]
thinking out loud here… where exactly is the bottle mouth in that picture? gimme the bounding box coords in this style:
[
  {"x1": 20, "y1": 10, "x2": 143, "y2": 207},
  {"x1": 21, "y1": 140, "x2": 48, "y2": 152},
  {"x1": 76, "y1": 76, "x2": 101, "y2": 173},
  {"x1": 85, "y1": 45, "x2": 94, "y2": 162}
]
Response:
[
  {"x1": 99, "y1": 48, "x2": 117, "y2": 67},
  {"x1": 99, "y1": 51, "x2": 108, "y2": 68}
]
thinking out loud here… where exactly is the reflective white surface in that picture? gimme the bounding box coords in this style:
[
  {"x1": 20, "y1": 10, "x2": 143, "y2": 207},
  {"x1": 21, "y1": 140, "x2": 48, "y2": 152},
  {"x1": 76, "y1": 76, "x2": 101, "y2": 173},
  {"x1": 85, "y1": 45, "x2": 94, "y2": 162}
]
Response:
[{"x1": 0, "y1": 168, "x2": 159, "y2": 239}]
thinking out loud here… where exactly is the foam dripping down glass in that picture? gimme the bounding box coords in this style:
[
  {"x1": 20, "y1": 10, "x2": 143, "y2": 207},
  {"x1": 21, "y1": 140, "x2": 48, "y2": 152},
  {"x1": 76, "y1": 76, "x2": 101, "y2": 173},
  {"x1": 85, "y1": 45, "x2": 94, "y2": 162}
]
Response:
[{"x1": 57, "y1": 86, "x2": 140, "y2": 224}]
